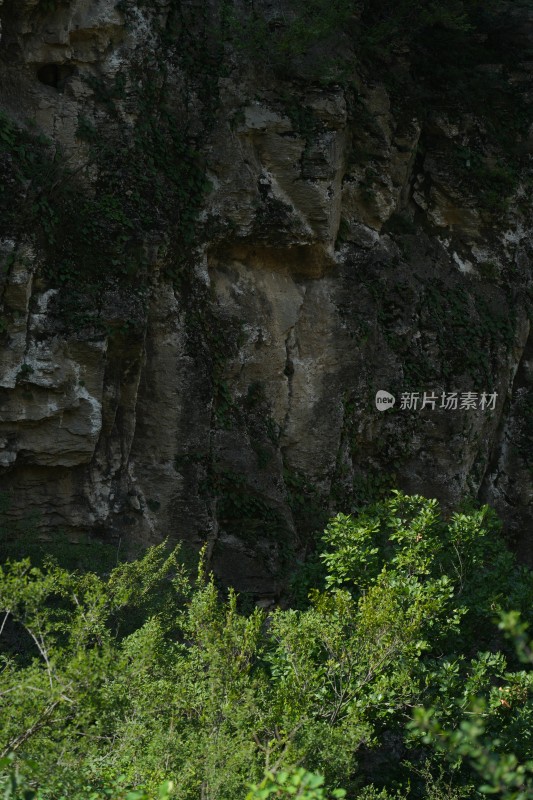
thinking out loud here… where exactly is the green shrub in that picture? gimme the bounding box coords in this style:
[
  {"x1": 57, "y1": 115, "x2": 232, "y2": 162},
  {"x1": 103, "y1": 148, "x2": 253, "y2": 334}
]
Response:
[{"x1": 0, "y1": 494, "x2": 531, "y2": 798}]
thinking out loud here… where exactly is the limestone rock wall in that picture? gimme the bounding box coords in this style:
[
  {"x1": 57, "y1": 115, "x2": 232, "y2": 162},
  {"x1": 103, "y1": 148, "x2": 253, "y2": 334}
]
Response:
[{"x1": 0, "y1": 0, "x2": 532, "y2": 595}]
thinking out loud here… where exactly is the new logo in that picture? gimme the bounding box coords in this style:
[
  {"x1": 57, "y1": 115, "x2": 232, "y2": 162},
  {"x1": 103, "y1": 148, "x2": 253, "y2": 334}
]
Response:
[{"x1": 375, "y1": 390, "x2": 396, "y2": 411}]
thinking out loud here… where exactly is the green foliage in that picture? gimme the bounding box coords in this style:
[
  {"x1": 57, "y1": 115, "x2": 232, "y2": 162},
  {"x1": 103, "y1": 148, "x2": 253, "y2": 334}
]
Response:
[
  {"x1": 215, "y1": 0, "x2": 372, "y2": 78},
  {"x1": 0, "y1": 494, "x2": 123, "y2": 574},
  {"x1": 218, "y1": 0, "x2": 531, "y2": 223},
  {"x1": 360, "y1": 273, "x2": 517, "y2": 392},
  {"x1": 422, "y1": 283, "x2": 516, "y2": 387},
  {"x1": 221, "y1": 0, "x2": 500, "y2": 83},
  {"x1": 321, "y1": 493, "x2": 533, "y2": 651},
  {"x1": 356, "y1": 0, "x2": 488, "y2": 66},
  {"x1": 209, "y1": 467, "x2": 292, "y2": 563},
  {"x1": 246, "y1": 766, "x2": 346, "y2": 799},
  {"x1": 0, "y1": 754, "x2": 39, "y2": 800},
  {"x1": 0, "y1": 753, "x2": 175, "y2": 800},
  {"x1": 452, "y1": 147, "x2": 519, "y2": 213},
  {"x1": 412, "y1": 612, "x2": 533, "y2": 799},
  {"x1": 36, "y1": 0, "x2": 70, "y2": 12},
  {"x1": 0, "y1": 18, "x2": 212, "y2": 330},
  {"x1": 51, "y1": 81, "x2": 208, "y2": 323},
  {"x1": 0, "y1": 542, "x2": 190, "y2": 797},
  {"x1": 0, "y1": 494, "x2": 532, "y2": 798},
  {"x1": 0, "y1": 113, "x2": 58, "y2": 246}
]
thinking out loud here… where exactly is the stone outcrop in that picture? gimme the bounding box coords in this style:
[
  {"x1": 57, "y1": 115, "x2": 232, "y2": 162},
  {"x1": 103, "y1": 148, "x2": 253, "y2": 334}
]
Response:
[{"x1": 0, "y1": 0, "x2": 532, "y2": 594}]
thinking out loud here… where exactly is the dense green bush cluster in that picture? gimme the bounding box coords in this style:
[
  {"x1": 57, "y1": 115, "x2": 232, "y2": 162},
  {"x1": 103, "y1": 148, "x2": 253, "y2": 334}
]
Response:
[{"x1": 1, "y1": 493, "x2": 532, "y2": 799}]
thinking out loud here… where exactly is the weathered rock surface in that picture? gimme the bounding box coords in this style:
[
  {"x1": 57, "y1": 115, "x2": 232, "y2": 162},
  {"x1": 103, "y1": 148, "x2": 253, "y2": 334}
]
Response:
[{"x1": 0, "y1": 0, "x2": 532, "y2": 592}]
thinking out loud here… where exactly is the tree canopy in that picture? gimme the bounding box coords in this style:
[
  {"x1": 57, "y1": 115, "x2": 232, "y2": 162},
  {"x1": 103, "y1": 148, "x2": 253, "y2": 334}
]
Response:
[{"x1": 1, "y1": 492, "x2": 532, "y2": 799}]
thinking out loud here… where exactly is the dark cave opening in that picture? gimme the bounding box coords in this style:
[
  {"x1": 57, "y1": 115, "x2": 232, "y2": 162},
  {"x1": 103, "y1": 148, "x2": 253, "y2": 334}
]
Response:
[{"x1": 36, "y1": 62, "x2": 75, "y2": 92}]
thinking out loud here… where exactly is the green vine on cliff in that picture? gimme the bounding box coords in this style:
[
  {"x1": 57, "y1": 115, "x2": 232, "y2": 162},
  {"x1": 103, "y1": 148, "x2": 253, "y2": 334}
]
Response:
[
  {"x1": 0, "y1": 7, "x2": 214, "y2": 331},
  {"x1": 35, "y1": 0, "x2": 71, "y2": 13}
]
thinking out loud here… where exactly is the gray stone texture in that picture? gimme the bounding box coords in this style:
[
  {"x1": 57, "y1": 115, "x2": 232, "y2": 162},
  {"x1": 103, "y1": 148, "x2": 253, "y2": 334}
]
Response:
[{"x1": 0, "y1": 0, "x2": 532, "y2": 594}]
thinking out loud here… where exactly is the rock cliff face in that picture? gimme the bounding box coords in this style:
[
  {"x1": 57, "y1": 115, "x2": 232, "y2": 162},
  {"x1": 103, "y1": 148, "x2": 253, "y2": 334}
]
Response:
[{"x1": 0, "y1": 0, "x2": 532, "y2": 595}]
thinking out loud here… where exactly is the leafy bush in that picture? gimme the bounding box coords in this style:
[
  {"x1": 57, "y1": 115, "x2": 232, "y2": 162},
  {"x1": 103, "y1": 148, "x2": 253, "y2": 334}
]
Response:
[
  {"x1": 0, "y1": 493, "x2": 531, "y2": 798},
  {"x1": 246, "y1": 766, "x2": 346, "y2": 799},
  {"x1": 411, "y1": 611, "x2": 533, "y2": 800}
]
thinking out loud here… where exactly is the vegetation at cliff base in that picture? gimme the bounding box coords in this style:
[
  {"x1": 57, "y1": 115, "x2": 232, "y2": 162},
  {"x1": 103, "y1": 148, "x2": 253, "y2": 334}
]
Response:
[{"x1": 1, "y1": 493, "x2": 532, "y2": 799}]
